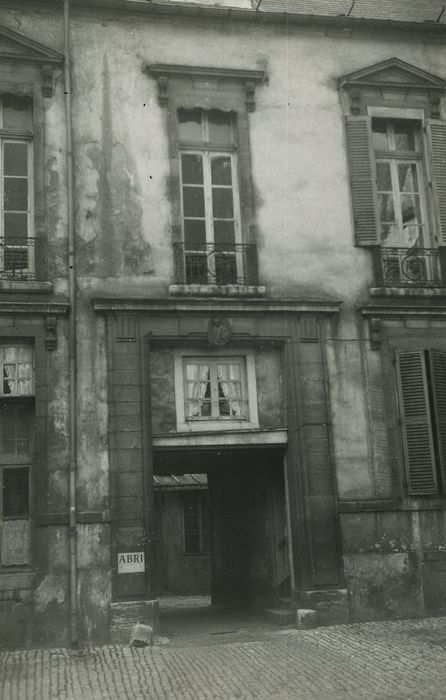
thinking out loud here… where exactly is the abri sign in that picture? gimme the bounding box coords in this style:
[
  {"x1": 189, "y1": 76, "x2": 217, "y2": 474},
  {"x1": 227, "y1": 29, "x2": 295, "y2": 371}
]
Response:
[{"x1": 117, "y1": 551, "x2": 145, "y2": 574}]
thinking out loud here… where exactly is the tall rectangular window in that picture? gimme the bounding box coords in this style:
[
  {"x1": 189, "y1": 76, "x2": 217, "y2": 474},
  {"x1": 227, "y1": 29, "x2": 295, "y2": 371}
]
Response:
[
  {"x1": 395, "y1": 349, "x2": 446, "y2": 495},
  {"x1": 0, "y1": 95, "x2": 33, "y2": 279},
  {"x1": 0, "y1": 344, "x2": 34, "y2": 568},
  {"x1": 373, "y1": 119, "x2": 428, "y2": 248},
  {"x1": 182, "y1": 491, "x2": 210, "y2": 555},
  {"x1": 178, "y1": 109, "x2": 242, "y2": 285}
]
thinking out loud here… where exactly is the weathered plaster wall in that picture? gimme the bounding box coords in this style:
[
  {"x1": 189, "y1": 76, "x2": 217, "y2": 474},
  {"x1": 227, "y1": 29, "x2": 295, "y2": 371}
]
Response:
[
  {"x1": 0, "y1": 2, "x2": 445, "y2": 638},
  {"x1": 7, "y1": 6, "x2": 444, "y2": 304},
  {"x1": 150, "y1": 349, "x2": 176, "y2": 435},
  {"x1": 255, "y1": 348, "x2": 284, "y2": 427}
]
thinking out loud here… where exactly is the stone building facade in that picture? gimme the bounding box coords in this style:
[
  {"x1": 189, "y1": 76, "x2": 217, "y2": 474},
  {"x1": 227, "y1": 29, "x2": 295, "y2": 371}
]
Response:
[{"x1": 1, "y1": 0, "x2": 446, "y2": 646}]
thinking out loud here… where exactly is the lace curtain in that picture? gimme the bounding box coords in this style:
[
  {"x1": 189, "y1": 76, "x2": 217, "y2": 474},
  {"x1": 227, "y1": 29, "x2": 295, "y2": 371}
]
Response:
[
  {"x1": 186, "y1": 364, "x2": 210, "y2": 418},
  {"x1": 2, "y1": 346, "x2": 33, "y2": 396},
  {"x1": 217, "y1": 363, "x2": 243, "y2": 417}
]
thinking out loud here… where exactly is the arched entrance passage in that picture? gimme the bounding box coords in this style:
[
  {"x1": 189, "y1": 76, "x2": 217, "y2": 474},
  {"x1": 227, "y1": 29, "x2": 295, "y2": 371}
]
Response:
[{"x1": 153, "y1": 446, "x2": 290, "y2": 610}]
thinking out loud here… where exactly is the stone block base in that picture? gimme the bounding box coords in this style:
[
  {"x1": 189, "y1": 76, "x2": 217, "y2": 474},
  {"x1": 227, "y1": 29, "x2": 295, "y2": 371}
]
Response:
[
  {"x1": 299, "y1": 589, "x2": 349, "y2": 626},
  {"x1": 110, "y1": 600, "x2": 159, "y2": 644},
  {"x1": 296, "y1": 608, "x2": 318, "y2": 629}
]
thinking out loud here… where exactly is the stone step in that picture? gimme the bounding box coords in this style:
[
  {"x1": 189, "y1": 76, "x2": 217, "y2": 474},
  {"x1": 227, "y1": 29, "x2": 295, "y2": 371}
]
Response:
[
  {"x1": 278, "y1": 597, "x2": 294, "y2": 610},
  {"x1": 264, "y1": 608, "x2": 296, "y2": 626}
]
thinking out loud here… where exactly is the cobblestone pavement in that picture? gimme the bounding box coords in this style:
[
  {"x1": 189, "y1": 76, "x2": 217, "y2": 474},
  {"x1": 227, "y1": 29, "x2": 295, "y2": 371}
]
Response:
[{"x1": 2, "y1": 616, "x2": 446, "y2": 700}]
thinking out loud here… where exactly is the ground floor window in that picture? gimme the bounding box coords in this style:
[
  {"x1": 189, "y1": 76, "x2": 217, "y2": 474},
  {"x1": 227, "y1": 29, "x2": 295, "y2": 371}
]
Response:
[
  {"x1": 0, "y1": 344, "x2": 34, "y2": 568},
  {"x1": 395, "y1": 348, "x2": 446, "y2": 495},
  {"x1": 1, "y1": 465, "x2": 30, "y2": 566},
  {"x1": 182, "y1": 491, "x2": 210, "y2": 555}
]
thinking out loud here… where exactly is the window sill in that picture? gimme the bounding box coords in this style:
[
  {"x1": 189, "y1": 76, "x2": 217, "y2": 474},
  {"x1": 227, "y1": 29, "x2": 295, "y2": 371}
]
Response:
[
  {"x1": 0, "y1": 280, "x2": 52, "y2": 294},
  {"x1": 177, "y1": 420, "x2": 259, "y2": 432},
  {"x1": 370, "y1": 286, "x2": 446, "y2": 298},
  {"x1": 169, "y1": 284, "x2": 266, "y2": 298},
  {"x1": 339, "y1": 497, "x2": 446, "y2": 512}
]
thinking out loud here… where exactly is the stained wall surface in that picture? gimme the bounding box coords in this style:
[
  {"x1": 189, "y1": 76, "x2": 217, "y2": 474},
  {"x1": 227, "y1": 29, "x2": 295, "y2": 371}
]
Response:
[{"x1": 0, "y1": 0, "x2": 445, "y2": 643}]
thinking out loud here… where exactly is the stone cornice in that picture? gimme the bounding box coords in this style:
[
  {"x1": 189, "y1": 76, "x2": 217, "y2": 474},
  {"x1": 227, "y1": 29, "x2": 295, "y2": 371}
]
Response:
[
  {"x1": 359, "y1": 303, "x2": 446, "y2": 318},
  {"x1": 0, "y1": 301, "x2": 69, "y2": 315},
  {"x1": 14, "y1": 1, "x2": 446, "y2": 37},
  {"x1": 145, "y1": 64, "x2": 265, "y2": 84},
  {"x1": 145, "y1": 63, "x2": 266, "y2": 111},
  {"x1": 23, "y1": 0, "x2": 446, "y2": 35},
  {"x1": 91, "y1": 296, "x2": 342, "y2": 315},
  {"x1": 0, "y1": 23, "x2": 63, "y2": 65}
]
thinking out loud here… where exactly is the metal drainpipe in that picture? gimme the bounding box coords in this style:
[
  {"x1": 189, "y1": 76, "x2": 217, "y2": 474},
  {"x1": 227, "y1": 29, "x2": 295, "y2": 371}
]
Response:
[{"x1": 63, "y1": 0, "x2": 79, "y2": 648}]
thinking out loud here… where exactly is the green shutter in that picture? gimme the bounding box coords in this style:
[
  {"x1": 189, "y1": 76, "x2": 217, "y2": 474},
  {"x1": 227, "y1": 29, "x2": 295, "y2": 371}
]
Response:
[
  {"x1": 395, "y1": 350, "x2": 439, "y2": 495},
  {"x1": 345, "y1": 116, "x2": 379, "y2": 246},
  {"x1": 429, "y1": 350, "x2": 446, "y2": 487},
  {"x1": 427, "y1": 120, "x2": 446, "y2": 245}
]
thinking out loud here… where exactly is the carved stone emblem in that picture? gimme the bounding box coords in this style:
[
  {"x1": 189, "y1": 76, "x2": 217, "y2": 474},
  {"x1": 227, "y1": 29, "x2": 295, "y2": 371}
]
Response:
[{"x1": 207, "y1": 317, "x2": 231, "y2": 346}]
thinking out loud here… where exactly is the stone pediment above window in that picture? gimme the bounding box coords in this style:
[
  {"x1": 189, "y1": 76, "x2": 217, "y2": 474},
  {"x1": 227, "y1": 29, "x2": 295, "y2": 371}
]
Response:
[
  {"x1": 144, "y1": 64, "x2": 266, "y2": 113},
  {"x1": 339, "y1": 58, "x2": 446, "y2": 118},
  {"x1": 0, "y1": 24, "x2": 63, "y2": 97}
]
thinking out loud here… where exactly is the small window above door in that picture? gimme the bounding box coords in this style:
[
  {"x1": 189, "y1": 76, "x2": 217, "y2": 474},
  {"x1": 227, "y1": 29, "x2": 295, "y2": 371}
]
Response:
[{"x1": 174, "y1": 351, "x2": 259, "y2": 432}]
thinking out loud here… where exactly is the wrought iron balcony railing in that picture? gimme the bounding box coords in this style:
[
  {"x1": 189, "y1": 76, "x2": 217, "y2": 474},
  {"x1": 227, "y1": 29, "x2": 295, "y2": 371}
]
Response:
[
  {"x1": 375, "y1": 247, "x2": 442, "y2": 287},
  {"x1": 0, "y1": 237, "x2": 37, "y2": 281},
  {"x1": 173, "y1": 243, "x2": 259, "y2": 286}
]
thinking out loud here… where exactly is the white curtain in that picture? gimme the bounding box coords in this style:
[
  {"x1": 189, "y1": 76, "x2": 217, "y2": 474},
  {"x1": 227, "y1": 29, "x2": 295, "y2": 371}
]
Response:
[
  {"x1": 217, "y1": 363, "x2": 243, "y2": 417},
  {"x1": 186, "y1": 364, "x2": 210, "y2": 418},
  {"x1": 2, "y1": 519, "x2": 30, "y2": 566},
  {"x1": 2, "y1": 347, "x2": 33, "y2": 396}
]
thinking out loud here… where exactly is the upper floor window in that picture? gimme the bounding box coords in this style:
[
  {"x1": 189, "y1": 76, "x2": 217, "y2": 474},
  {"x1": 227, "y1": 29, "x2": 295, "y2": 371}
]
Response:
[
  {"x1": 144, "y1": 64, "x2": 265, "y2": 291},
  {"x1": 0, "y1": 344, "x2": 34, "y2": 397},
  {"x1": 373, "y1": 119, "x2": 428, "y2": 248},
  {"x1": 395, "y1": 349, "x2": 446, "y2": 496},
  {"x1": 178, "y1": 108, "x2": 244, "y2": 286},
  {"x1": 0, "y1": 95, "x2": 34, "y2": 280},
  {"x1": 341, "y1": 58, "x2": 446, "y2": 288}
]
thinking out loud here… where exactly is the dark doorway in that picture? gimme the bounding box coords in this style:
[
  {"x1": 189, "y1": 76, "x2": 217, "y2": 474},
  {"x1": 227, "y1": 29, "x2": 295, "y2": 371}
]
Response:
[{"x1": 153, "y1": 447, "x2": 290, "y2": 610}]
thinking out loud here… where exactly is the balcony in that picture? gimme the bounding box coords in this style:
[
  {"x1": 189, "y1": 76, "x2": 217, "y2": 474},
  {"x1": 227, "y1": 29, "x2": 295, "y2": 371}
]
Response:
[
  {"x1": 373, "y1": 247, "x2": 443, "y2": 288},
  {"x1": 173, "y1": 243, "x2": 259, "y2": 287},
  {"x1": 0, "y1": 238, "x2": 38, "y2": 281}
]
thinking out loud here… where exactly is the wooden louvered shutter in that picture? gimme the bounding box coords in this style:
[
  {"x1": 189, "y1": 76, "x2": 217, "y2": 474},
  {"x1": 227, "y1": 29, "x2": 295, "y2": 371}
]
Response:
[
  {"x1": 345, "y1": 116, "x2": 379, "y2": 246},
  {"x1": 426, "y1": 120, "x2": 446, "y2": 245},
  {"x1": 395, "y1": 350, "x2": 439, "y2": 495},
  {"x1": 429, "y1": 350, "x2": 446, "y2": 486}
]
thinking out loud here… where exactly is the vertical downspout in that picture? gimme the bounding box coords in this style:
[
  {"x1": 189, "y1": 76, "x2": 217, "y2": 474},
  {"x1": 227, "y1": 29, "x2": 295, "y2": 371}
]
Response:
[{"x1": 63, "y1": 0, "x2": 78, "y2": 647}]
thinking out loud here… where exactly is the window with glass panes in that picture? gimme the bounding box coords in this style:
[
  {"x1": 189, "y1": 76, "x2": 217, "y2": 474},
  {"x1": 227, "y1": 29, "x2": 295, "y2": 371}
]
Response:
[
  {"x1": 178, "y1": 108, "x2": 241, "y2": 285},
  {"x1": 182, "y1": 491, "x2": 210, "y2": 555},
  {"x1": 0, "y1": 345, "x2": 34, "y2": 569},
  {"x1": 372, "y1": 119, "x2": 429, "y2": 248},
  {"x1": 183, "y1": 357, "x2": 248, "y2": 420},
  {"x1": 0, "y1": 95, "x2": 33, "y2": 278}
]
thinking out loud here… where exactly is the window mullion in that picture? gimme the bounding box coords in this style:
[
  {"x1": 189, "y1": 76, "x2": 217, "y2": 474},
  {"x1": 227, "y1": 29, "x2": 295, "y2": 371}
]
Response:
[
  {"x1": 198, "y1": 497, "x2": 203, "y2": 553},
  {"x1": 390, "y1": 159, "x2": 403, "y2": 237},
  {"x1": 203, "y1": 151, "x2": 213, "y2": 245},
  {"x1": 0, "y1": 139, "x2": 3, "y2": 242},
  {"x1": 210, "y1": 362, "x2": 219, "y2": 417}
]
